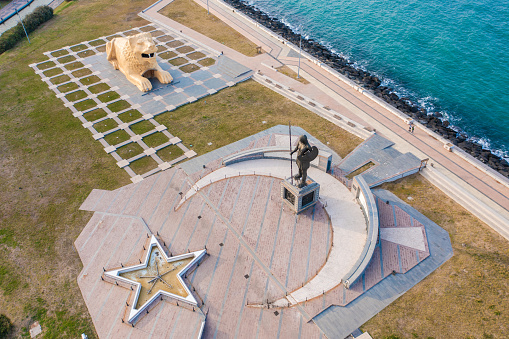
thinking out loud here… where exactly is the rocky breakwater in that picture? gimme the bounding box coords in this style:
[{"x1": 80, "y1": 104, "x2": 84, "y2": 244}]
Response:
[{"x1": 222, "y1": 0, "x2": 509, "y2": 178}]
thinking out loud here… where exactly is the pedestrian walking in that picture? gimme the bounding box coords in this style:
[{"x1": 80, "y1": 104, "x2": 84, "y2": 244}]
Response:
[{"x1": 411, "y1": 125, "x2": 415, "y2": 133}]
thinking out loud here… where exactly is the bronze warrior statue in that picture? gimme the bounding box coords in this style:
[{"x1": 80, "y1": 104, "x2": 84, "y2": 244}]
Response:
[{"x1": 290, "y1": 135, "x2": 319, "y2": 188}]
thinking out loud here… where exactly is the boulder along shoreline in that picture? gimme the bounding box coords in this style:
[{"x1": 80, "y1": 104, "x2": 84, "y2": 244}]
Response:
[{"x1": 222, "y1": 0, "x2": 509, "y2": 178}]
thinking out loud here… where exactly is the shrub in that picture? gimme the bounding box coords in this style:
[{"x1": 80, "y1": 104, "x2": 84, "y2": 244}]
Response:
[
  {"x1": 0, "y1": 314, "x2": 13, "y2": 338},
  {"x1": 0, "y1": 6, "x2": 54, "y2": 55}
]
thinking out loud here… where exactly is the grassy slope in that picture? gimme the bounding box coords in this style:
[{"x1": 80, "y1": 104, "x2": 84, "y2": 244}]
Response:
[{"x1": 155, "y1": 79, "x2": 360, "y2": 158}]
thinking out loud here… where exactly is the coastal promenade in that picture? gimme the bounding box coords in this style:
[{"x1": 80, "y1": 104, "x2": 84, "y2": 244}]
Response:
[
  {"x1": 140, "y1": 0, "x2": 509, "y2": 241},
  {"x1": 0, "y1": 0, "x2": 66, "y2": 34}
]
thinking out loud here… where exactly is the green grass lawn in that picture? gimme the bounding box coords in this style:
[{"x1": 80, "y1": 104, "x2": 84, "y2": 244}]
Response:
[
  {"x1": 154, "y1": 79, "x2": 361, "y2": 158},
  {"x1": 160, "y1": 0, "x2": 260, "y2": 57}
]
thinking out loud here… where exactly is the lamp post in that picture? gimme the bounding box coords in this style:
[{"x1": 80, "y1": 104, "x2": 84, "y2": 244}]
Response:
[
  {"x1": 207, "y1": 0, "x2": 209, "y2": 14},
  {"x1": 297, "y1": 26, "x2": 302, "y2": 79},
  {"x1": 16, "y1": 8, "x2": 30, "y2": 44}
]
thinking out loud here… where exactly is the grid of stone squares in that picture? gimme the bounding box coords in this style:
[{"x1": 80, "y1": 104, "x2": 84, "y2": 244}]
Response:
[{"x1": 30, "y1": 24, "x2": 249, "y2": 183}]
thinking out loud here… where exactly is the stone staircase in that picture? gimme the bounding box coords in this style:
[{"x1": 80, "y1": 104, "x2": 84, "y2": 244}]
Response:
[
  {"x1": 216, "y1": 56, "x2": 253, "y2": 80},
  {"x1": 337, "y1": 133, "x2": 422, "y2": 187}
]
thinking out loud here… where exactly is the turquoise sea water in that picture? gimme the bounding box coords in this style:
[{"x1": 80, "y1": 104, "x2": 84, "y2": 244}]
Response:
[{"x1": 249, "y1": 0, "x2": 509, "y2": 157}]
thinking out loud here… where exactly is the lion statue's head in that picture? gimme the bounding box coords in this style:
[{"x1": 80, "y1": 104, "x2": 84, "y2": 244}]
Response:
[{"x1": 127, "y1": 32, "x2": 158, "y2": 65}]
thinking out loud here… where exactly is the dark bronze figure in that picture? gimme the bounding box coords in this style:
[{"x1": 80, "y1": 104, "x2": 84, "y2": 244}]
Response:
[{"x1": 290, "y1": 135, "x2": 318, "y2": 188}]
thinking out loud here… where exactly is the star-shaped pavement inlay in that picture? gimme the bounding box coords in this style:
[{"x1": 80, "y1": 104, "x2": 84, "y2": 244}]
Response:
[{"x1": 104, "y1": 235, "x2": 206, "y2": 323}]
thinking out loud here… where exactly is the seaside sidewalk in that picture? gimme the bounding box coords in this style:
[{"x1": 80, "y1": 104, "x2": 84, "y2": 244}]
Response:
[
  {"x1": 140, "y1": 0, "x2": 509, "y2": 241},
  {"x1": 0, "y1": 0, "x2": 65, "y2": 34}
]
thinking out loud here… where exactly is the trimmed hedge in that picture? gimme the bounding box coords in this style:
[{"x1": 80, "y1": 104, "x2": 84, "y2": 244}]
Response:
[
  {"x1": 0, "y1": 6, "x2": 53, "y2": 55},
  {"x1": 0, "y1": 314, "x2": 12, "y2": 338}
]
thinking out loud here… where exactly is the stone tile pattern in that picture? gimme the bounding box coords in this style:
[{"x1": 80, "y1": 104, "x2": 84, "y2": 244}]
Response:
[
  {"x1": 77, "y1": 167, "x2": 329, "y2": 338},
  {"x1": 77, "y1": 134, "x2": 328, "y2": 338},
  {"x1": 30, "y1": 24, "x2": 252, "y2": 183},
  {"x1": 76, "y1": 133, "x2": 431, "y2": 338}
]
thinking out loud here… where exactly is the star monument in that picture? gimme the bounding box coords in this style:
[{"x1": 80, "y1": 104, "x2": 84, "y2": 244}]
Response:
[{"x1": 104, "y1": 235, "x2": 206, "y2": 324}]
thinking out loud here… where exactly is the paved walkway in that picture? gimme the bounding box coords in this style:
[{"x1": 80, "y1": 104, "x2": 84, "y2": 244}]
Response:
[
  {"x1": 141, "y1": 0, "x2": 509, "y2": 241},
  {"x1": 180, "y1": 159, "x2": 367, "y2": 304},
  {"x1": 0, "y1": 0, "x2": 63, "y2": 33},
  {"x1": 76, "y1": 126, "x2": 450, "y2": 338}
]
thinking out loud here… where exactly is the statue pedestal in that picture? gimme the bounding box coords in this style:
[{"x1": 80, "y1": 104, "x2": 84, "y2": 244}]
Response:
[{"x1": 280, "y1": 177, "x2": 320, "y2": 214}]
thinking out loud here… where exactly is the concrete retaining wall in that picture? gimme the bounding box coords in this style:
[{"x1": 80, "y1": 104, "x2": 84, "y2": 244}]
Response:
[{"x1": 343, "y1": 175, "x2": 379, "y2": 288}]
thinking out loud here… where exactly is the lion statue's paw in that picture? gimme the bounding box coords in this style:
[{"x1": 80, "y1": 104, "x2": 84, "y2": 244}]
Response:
[
  {"x1": 137, "y1": 77, "x2": 153, "y2": 92},
  {"x1": 156, "y1": 70, "x2": 173, "y2": 84}
]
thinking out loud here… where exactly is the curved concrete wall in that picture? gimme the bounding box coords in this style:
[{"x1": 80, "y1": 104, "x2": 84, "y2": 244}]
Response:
[
  {"x1": 222, "y1": 146, "x2": 332, "y2": 172},
  {"x1": 343, "y1": 175, "x2": 379, "y2": 288}
]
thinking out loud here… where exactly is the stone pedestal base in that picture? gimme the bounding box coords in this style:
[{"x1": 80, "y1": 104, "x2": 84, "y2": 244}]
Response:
[{"x1": 281, "y1": 177, "x2": 320, "y2": 214}]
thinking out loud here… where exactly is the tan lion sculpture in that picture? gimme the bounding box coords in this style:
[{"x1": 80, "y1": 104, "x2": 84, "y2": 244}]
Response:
[{"x1": 106, "y1": 32, "x2": 173, "y2": 92}]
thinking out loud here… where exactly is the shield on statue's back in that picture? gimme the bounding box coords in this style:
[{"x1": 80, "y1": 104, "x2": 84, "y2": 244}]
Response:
[{"x1": 298, "y1": 146, "x2": 319, "y2": 163}]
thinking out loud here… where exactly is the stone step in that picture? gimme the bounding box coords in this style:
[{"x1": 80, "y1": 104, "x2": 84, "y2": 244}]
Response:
[{"x1": 216, "y1": 56, "x2": 252, "y2": 79}]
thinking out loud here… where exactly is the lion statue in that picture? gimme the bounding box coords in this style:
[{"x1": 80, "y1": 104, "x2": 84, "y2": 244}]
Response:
[{"x1": 106, "y1": 32, "x2": 173, "y2": 92}]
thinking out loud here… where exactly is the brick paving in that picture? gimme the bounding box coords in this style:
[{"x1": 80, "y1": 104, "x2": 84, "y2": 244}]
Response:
[
  {"x1": 77, "y1": 161, "x2": 329, "y2": 337},
  {"x1": 291, "y1": 193, "x2": 431, "y2": 320},
  {"x1": 377, "y1": 198, "x2": 396, "y2": 228},
  {"x1": 75, "y1": 131, "x2": 440, "y2": 338}
]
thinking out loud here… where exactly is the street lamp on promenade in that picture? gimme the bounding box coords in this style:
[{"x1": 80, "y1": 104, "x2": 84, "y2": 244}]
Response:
[
  {"x1": 16, "y1": 8, "x2": 30, "y2": 44},
  {"x1": 297, "y1": 26, "x2": 302, "y2": 79}
]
